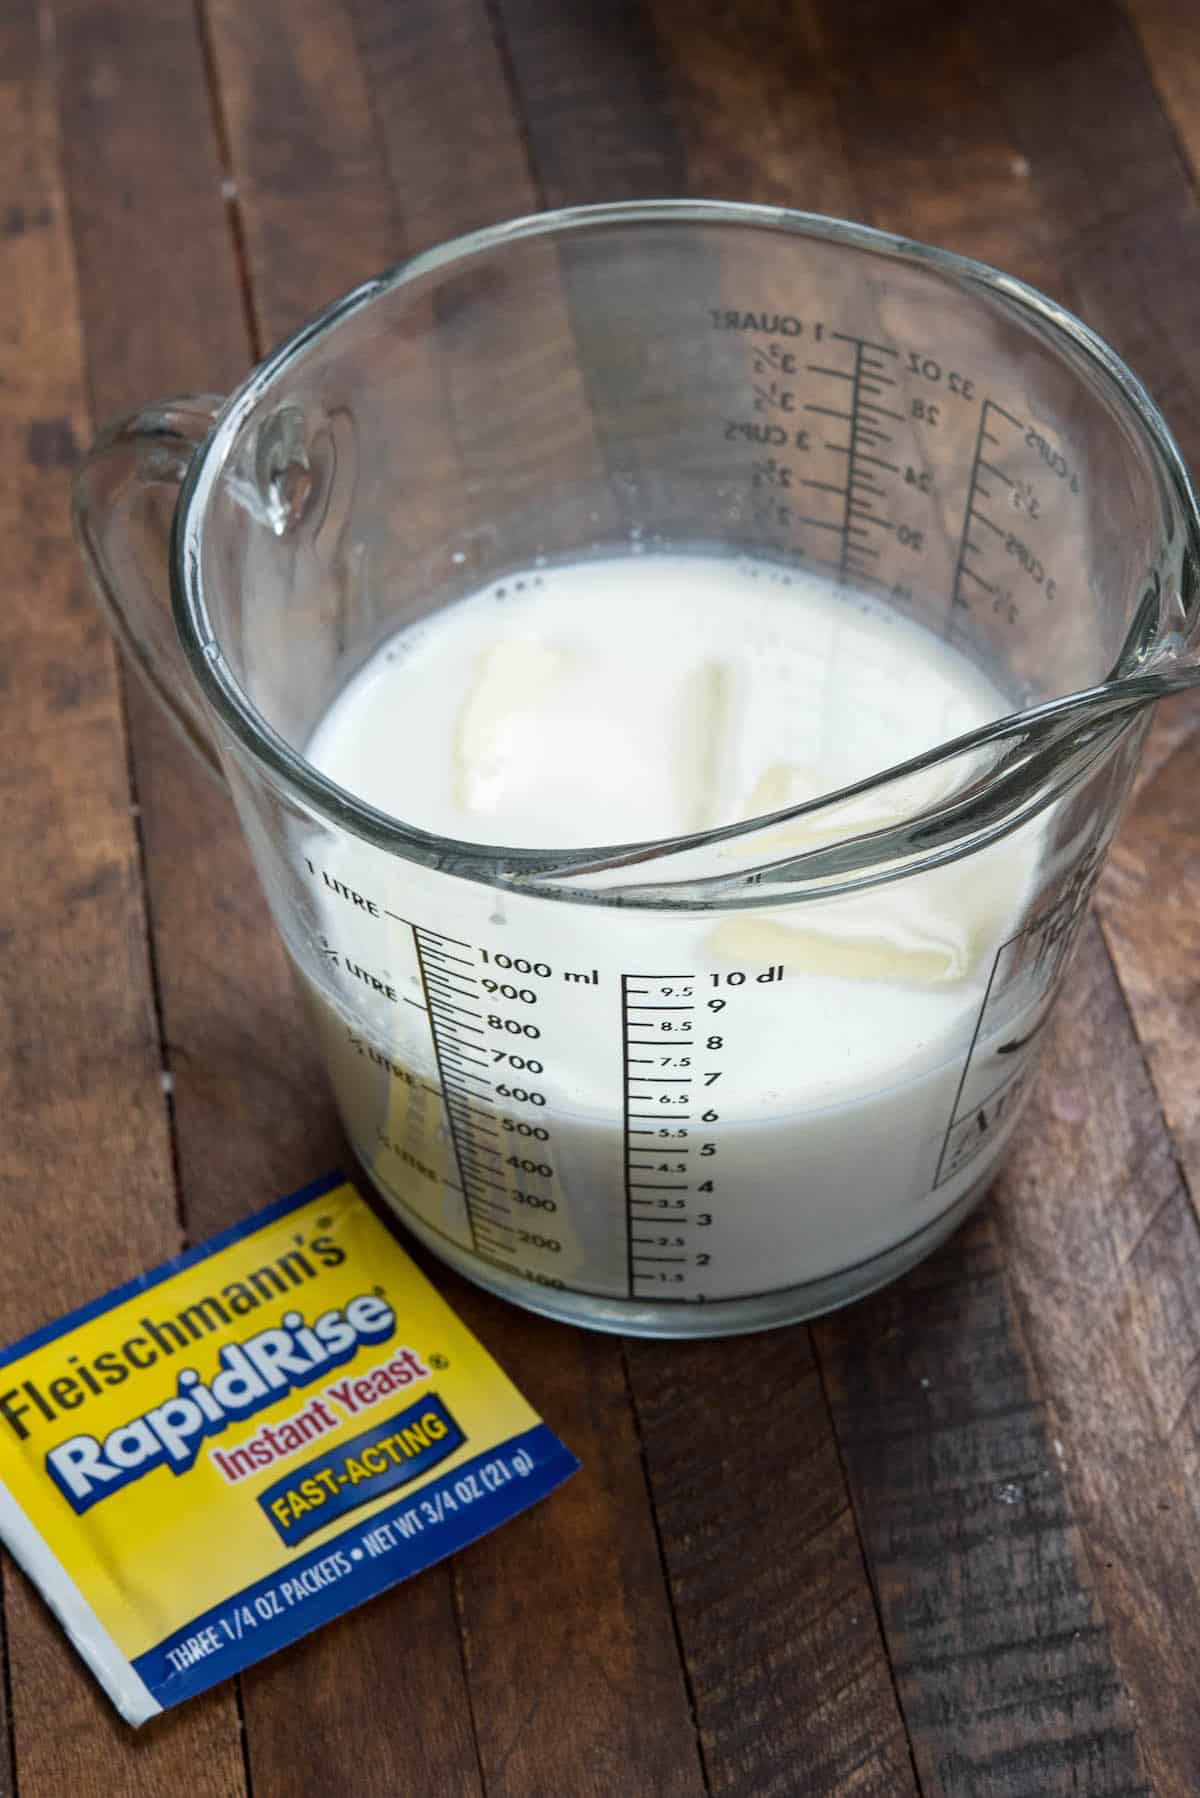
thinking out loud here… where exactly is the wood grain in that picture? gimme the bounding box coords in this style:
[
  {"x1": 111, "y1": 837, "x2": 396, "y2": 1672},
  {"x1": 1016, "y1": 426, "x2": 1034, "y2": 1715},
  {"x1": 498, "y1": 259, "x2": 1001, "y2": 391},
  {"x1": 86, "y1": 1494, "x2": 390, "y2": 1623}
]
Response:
[
  {"x1": 352, "y1": 10, "x2": 706, "y2": 1791},
  {"x1": 51, "y1": 0, "x2": 483, "y2": 1789},
  {"x1": 9, "y1": 0, "x2": 1200, "y2": 1787},
  {"x1": 624, "y1": 1332, "x2": 917, "y2": 1797},
  {"x1": 54, "y1": 0, "x2": 705, "y2": 1787},
  {"x1": 491, "y1": 4, "x2": 923, "y2": 1792},
  {"x1": 940, "y1": 6, "x2": 1200, "y2": 1792},
  {"x1": 1126, "y1": 0, "x2": 1200, "y2": 207},
  {"x1": 805, "y1": 4, "x2": 1197, "y2": 1789},
  {"x1": 0, "y1": 2, "x2": 247, "y2": 1790},
  {"x1": 583, "y1": 0, "x2": 1164, "y2": 1789},
  {"x1": 820, "y1": 1205, "x2": 1150, "y2": 1798}
]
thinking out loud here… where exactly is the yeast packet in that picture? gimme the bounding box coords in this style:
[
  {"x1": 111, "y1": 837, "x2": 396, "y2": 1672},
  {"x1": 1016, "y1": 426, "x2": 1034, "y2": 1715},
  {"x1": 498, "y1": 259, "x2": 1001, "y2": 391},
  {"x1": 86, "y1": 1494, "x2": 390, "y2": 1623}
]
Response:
[{"x1": 0, "y1": 1174, "x2": 578, "y2": 1724}]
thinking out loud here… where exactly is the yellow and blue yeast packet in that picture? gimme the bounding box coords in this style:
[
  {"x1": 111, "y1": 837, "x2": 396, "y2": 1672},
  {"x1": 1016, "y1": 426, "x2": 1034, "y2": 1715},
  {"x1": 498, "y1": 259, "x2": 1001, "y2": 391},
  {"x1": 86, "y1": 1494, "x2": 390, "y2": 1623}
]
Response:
[{"x1": 0, "y1": 1174, "x2": 577, "y2": 1724}]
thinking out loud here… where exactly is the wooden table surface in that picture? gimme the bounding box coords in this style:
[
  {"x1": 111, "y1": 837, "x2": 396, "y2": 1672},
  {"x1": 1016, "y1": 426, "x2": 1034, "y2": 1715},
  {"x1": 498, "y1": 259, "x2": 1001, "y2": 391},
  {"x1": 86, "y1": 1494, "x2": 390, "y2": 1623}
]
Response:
[{"x1": 5, "y1": 0, "x2": 1200, "y2": 1792}]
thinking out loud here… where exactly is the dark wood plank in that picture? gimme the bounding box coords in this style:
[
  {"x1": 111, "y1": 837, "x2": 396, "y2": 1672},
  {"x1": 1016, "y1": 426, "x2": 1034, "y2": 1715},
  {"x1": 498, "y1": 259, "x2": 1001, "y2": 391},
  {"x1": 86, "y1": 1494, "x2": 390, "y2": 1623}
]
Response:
[
  {"x1": 58, "y1": 0, "x2": 703, "y2": 1789},
  {"x1": 350, "y1": 8, "x2": 707, "y2": 1791},
  {"x1": 998, "y1": 920, "x2": 1200, "y2": 1798},
  {"x1": 496, "y1": 0, "x2": 685, "y2": 205},
  {"x1": 348, "y1": 0, "x2": 538, "y2": 242},
  {"x1": 1126, "y1": 0, "x2": 1200, "y2": 206},
  {"x1": 0, "y1": 3, "x2": 248, "y2": 1790},
  {"x1": 491, "y1": 6, "x2": 922, "y2": 1793},
  {"x1": 800, "y1": 2, "x2": 1200, "y2": 1791},
  {"x1": 820, "y1": 1203, "x2": 1149, "y2": 1798},
  {"x1": 625, "y1": 1333, "x2": 917, "y2": 1796},
  {"x1": 50, "y1": 0, "x2": 484, "y2": 1791},
  {"x1": 949, "y1": 7, "x2": 1200, "y2": 1793},
  {"x1": 661, "y1": 3, "x2": 1155, "y2": 1788},
  {"x1": 498, "y1": 0, "x2": 1192, "y2": 1790},
  {"x1": 650, "y1": 0, "x2": 858, "y2": 220}
]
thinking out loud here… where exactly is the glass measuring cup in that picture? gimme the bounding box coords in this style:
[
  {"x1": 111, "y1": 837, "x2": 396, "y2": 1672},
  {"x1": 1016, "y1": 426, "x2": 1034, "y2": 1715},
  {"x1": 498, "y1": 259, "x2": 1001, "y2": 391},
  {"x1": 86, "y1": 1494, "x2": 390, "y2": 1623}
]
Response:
[{"x1": 74, "y1": 201, "x2": 1200, "y2": 1337}]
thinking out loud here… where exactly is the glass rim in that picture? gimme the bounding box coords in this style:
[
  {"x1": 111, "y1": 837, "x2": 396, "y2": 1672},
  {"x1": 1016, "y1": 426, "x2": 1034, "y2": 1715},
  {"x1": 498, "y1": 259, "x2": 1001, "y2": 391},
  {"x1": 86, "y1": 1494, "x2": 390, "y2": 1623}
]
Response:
[{"x1": 169, "y1": 198, "x2": 1199, "y2": 900}]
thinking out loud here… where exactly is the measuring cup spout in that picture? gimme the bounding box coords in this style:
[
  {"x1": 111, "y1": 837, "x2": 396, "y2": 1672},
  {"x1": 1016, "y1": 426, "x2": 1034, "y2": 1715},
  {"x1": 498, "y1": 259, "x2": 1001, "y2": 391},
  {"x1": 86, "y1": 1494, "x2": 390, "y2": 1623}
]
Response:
[{"x1": 516, "y1": 665, "x2": 1200, "y2": 909}]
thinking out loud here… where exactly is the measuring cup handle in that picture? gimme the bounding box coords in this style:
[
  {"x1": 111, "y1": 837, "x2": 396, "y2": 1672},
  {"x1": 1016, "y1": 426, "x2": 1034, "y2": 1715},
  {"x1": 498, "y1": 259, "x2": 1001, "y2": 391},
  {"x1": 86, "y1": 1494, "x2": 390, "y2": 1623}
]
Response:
[{"x1": 73, "y1": 396, "x2": 227, "y2": 784}]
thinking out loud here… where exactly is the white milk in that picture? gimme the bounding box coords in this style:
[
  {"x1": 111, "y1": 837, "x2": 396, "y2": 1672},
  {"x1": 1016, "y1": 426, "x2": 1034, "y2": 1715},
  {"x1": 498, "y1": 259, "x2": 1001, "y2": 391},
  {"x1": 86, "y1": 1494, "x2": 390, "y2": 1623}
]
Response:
[{"x1": 298, "y1": 555, "x2": 1049, "y2": 1318}]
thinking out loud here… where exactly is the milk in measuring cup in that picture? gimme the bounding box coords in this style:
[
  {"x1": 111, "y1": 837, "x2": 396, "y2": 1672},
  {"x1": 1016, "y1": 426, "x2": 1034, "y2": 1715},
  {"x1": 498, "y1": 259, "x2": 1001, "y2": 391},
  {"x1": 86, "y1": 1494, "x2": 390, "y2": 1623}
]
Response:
[{"x1": 300, "y1": 555, "x2": 1047, "y2": 1316}]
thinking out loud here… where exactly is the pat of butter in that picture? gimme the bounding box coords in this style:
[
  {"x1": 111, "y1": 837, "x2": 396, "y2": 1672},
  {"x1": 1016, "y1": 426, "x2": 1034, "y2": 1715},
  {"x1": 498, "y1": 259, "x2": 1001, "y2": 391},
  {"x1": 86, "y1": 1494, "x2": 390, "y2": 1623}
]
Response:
[
  {"x1": 454, "y1": 635, "x2": 570, "y2": 814},
  {"x1": 0, "y1": 1175, "x2": 577, "y2": 1724}
]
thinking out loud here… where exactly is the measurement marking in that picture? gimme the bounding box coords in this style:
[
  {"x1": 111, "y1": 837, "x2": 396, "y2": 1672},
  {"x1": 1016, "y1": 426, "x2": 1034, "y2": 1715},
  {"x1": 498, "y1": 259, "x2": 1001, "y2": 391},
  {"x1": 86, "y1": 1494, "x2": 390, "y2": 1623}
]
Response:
[
  {"x1": 459, "y1": 1171, "x2": 507, "y2": 1194},
  {"x1": 428, "y1": 997, "x2": 483, "y2": 1019},
  {"x1": 792, "y1": 514, "x2": 842, "y2": 532},
  {"x1": 632, "y1": 1255, "x2": 687, "y2": 1264},
  {"x1": 464, "y1": 1172, "x2": 510, "y2": 1201},
  {"x1": 824, "y1": 441, "x2": 850, "y2": 456},
  {"x1": 630, "y1": 1183, "x2": 688, "y2": 1191},
  {"x1": 431, "y1": 1015, "x2": 484, "y2": 1035},
  {"x1": 837, "y1": 337, "x2": 866, "y2": 586},
  {"x1": 971, "y1": 507, "x2": 1005, "y2": 536},
  {"x1": 806, "y1": 364, "x2": 852, "y2": 380},
  {"x1": 804, "y1": 403, "x2": 852, "y2": 421},
  {"x1": 441, "y1": 1046, "x2": 489, "y2": 1067},
  {"x1": 629, "y1": 1112, "x2": 691, "y2": 1121},
  {"x1": 382, "y1": 908, "x2": 411, "y2": 925},
  {"x1": 860, "y1": 372, "x2": 897, "y2": 388},
  {"x1": 420, "y1": 947, "x2": 475, "y2": 968},
  {"x1": 630, "y1": 1077, "x2": 692, "y2": 1084},
  {"x1": 425, "y1": 964, "x2": 478, "y2": 986},
  {"x1": 413, "y1": 930, "x2": 480, "y2": 1253},
  {"x1": 849, "y1": 507, "x2": 893, "y2": 529},
  {"x1": 627, "y1": 1004, "x2": 694, "y2": 1011},
  {"x1": 990, "y1": 401, "x2": 1025, "y2": 430},
  {"x1": 471, "y1": 1199, "x2": 513, "y2": 1221},
  {"x1": 424, "y1": 962, "x2": 478, "y2": 985},
  {"x1": 443, "y1": 1070, "x2": 491, "y2": 1089},
  {"x1": 620, "y1": 976, "x2": 635, "y2": 1298},
  {"x1": 951, "y1": 401, "x2": 1002, "y2": 612},
  {"x1": 445, "y1": 1098, "x2": 497, "y2": 1127},
  {"x1": 425, "y1": 977, "x2": 481, "y2": 1002},
  {"x1": 858, "y1": 454, "x2": 900, "y2": 473},
  {"x1": 627, "y1": 974, "x2": 695, "y2": 980},
  {"x1": 404, "y1": 998, "x2": 428, "y2": 1012},
  {"x1": 978, "y1": 458, "x2": 1013, "y2": 487},
  {"x1": 860, "y1": 401, "x2": 904, "y2": 421},
  {"x1": 831, "y1": 331, "x2": 898, "y2": 356},
  {"x1": 801, "y1": 478, "x2": 847, "y2": 496},
  {"x1": 856, "y1": 427, "x2": 893, "y2": 446},
  {"x1": 415, "y1": 928, "x2": 472, "y2": 950}
]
